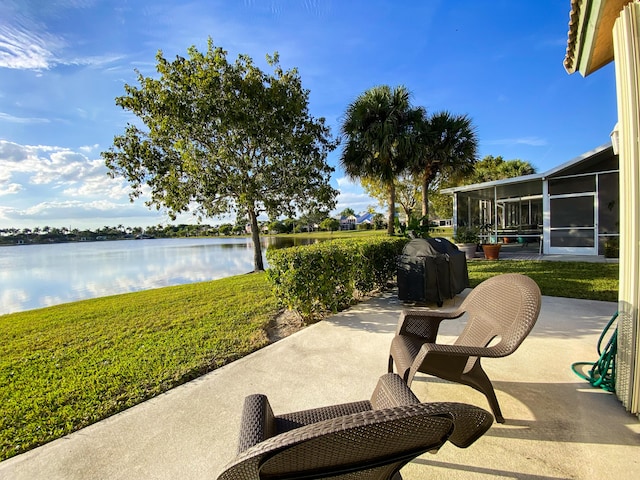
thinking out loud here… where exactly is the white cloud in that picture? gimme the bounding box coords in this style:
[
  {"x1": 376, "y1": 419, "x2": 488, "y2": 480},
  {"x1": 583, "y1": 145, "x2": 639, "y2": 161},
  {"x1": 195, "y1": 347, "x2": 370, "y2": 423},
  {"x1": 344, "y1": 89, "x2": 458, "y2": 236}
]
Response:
[
  {"x1": 0, "y1": 140, "x2": 162, "y2": 228},
  {"x1": 62, "y1": 175, "x2": 131, "y2": 200},
  {"x1": 0, "y1": 205, "x2": 14, "y2": 219},
  {"x1": 0, "y1": 182, "x2": 22, "y2": 196},
  {"x1": 0, "y1": 142, "x2": 113, "y2": 189},
  {"x1": 334, "y1": 190, "x2": 379, "y2": 215},
  {"x1": 336, "y1": 176, "x2": 356, "y2": 188},
  {"x1": 79, "y1": 144, "x2": 100, "y2": 153},
  {"x1": 14, "y1": 199, "x2": 167, "y2": 224},
  {"x1": 23, "y1": 199, "x2": 120, "y2": 216}
]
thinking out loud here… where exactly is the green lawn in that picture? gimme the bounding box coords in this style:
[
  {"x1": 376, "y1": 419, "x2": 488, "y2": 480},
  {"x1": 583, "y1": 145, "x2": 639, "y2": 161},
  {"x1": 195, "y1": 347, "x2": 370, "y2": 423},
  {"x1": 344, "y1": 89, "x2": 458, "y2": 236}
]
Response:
[
  {"x1": 0, "y1": 273, "x2": 279, "y2": 461},
  {"x1": 0, "y1": 260, "x2": 619, "y2": 461},
  {"x1": 467, "y1": 261, "x2": 618, "y2": 302}
]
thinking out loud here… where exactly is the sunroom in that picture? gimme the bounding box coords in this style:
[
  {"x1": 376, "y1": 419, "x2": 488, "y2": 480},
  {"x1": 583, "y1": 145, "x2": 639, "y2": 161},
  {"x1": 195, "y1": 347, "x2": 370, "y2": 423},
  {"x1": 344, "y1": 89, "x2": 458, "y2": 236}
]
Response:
[{"x1": 442, "y1": 143, "x2": 619, "y2": 256}]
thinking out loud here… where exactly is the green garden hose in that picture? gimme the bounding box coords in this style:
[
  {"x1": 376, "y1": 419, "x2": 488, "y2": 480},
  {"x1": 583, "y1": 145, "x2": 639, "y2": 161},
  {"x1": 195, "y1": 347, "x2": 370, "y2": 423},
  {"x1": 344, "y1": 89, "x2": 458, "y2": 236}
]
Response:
[{"x1": 571, "y1": 311, "x2": 618, "y2": 393}]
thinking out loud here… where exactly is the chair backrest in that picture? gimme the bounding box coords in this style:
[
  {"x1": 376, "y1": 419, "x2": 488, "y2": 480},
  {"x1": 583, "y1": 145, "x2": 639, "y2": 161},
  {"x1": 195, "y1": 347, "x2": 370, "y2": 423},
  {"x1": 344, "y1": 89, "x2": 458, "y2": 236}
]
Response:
[
  {"x1": 217, "y1": 403, "x2": 491, "y2": 480},
  {"x1": 454, "y1": 273, "x2": 541, "y2": 356}
]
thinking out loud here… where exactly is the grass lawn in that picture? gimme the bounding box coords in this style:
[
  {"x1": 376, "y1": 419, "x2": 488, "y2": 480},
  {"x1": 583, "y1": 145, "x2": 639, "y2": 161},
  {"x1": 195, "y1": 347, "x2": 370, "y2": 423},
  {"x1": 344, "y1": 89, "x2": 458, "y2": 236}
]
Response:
[
  {"x1": 0, "y1": 272, "x2": 279, "y2": 461},
  {"x1": 467, "y1": 260, "x2": 619, "y2": 302},
  {"x1": 0, "y1": 259, "x2": 618, "y2": 461}
]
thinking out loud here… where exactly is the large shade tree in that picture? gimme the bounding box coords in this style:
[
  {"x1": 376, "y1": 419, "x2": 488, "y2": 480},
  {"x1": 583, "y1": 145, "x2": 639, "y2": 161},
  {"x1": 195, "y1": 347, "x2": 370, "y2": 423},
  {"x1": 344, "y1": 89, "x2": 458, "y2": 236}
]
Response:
[
  {"x1": 103, "y1": 39, "x2": 337, "y2": 271},
  {"x1": 340, "y1": 85, "x2": 420, "y2": 235},
  {"x1": 411, "y1": 111, "x2": 478, "y2": 222}
]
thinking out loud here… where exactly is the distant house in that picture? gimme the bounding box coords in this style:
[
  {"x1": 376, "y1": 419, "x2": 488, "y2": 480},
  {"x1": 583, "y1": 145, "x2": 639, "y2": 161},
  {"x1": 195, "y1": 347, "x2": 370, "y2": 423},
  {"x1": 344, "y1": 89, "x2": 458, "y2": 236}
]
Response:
[
  {"x1": 339, "y1": 212, "x2": 376, "y2": 230},
  {"x1": 441, "y1": 143, "x2": 618, "y2": 256},
  {"x1": 339, "y1": 214, "x2": 357, "y2": 230}
]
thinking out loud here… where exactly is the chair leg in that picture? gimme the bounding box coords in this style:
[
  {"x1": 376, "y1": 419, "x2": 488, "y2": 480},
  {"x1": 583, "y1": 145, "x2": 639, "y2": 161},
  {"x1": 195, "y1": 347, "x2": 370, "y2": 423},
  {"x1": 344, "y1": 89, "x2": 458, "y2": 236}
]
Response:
[{"x1": 463, "y1": 363, "x2": 505, "y2": 423}]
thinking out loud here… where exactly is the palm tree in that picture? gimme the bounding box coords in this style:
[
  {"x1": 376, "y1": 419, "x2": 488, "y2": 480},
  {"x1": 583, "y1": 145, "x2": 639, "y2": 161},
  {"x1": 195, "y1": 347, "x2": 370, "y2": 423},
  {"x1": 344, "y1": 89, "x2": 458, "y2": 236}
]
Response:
[
  {"x1": 340, "y1": 85, "x2": 420, "y2": 235},
  {"x1": 411, "y1": 111, "x2": 478, "y2": 222}
]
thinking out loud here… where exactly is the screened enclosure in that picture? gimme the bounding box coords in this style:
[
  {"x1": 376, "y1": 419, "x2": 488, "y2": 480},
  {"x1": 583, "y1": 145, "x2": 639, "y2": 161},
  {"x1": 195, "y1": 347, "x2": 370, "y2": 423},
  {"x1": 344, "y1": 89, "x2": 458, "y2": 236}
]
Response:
[{"x1": 444, "y1": 144, "x2": 619, "y2": 256}]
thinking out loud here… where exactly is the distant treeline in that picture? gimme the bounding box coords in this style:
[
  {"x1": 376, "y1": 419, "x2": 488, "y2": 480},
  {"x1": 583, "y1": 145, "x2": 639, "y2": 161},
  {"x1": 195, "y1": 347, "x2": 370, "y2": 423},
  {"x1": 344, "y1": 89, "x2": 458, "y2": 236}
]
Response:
[
  {"x1": 0, "y1": 212, "x2": 390, "y2": 246},
  {"x1": 0, "y1": 223, "x2": 247, "y2": 245}
]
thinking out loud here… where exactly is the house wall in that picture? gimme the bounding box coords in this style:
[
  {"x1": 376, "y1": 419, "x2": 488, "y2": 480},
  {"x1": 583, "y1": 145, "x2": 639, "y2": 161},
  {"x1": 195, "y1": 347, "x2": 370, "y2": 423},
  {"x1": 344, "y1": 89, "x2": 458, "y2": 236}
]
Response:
[{"x1": 613, "y1": 1, "x2": 640, "y2": 414}]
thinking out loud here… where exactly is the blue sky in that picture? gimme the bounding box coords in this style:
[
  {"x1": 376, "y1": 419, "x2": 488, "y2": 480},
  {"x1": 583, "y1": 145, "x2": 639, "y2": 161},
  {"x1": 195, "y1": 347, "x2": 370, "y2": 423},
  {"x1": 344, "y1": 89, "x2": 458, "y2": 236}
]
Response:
[{"x1": 0, "y1": 0, "x2": 617, "y2": 230}]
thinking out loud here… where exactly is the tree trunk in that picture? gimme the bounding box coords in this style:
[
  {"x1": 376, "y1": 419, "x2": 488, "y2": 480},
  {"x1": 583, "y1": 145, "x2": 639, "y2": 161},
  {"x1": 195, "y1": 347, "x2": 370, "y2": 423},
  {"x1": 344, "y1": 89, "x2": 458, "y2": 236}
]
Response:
[
  {"x1": 387, "y1": 182, "x2": 396, "y2": 235},
  {"x1": 421, "y1": 174, "x2": 429, "y2": 225},
  {"x1": 248, "y1": 207, "x2": 264, "y2": 271}
]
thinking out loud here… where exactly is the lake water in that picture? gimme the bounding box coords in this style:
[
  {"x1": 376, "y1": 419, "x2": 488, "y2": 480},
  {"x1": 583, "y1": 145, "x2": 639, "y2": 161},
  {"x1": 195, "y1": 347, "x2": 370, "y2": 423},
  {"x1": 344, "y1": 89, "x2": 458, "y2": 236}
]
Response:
[{"x1": 0, "y1": 237, "x2": 316, "y2": 316}]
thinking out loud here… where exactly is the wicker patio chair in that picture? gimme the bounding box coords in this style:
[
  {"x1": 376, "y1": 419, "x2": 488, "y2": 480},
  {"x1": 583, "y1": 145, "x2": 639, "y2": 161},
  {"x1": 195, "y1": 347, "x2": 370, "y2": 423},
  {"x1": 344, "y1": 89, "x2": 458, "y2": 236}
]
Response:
[
  {"x1": 217, "y1": 373, "x2": 493, "y2": 480},
  {"x1": 389, "y1": 273, "x2": 541, "y2": 423}
]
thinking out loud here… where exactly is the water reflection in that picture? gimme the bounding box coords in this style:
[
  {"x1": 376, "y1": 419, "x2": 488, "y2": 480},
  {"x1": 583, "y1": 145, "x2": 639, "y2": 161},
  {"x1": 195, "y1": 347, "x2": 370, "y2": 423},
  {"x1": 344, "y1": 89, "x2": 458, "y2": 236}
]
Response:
[
  {"x1": 263, "y1": 236, "x2": 320, "y2": 249},
  {"x1": 0, "y1": 236, "x2": 319, "y2": 315}
]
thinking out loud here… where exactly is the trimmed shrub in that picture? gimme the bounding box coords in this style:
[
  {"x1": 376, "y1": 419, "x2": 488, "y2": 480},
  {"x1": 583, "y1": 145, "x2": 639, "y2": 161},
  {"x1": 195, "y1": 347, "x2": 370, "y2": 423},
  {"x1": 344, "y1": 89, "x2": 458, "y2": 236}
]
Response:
[{"x1": 266, "y1": 237, "x2": 408, "y2": 319}]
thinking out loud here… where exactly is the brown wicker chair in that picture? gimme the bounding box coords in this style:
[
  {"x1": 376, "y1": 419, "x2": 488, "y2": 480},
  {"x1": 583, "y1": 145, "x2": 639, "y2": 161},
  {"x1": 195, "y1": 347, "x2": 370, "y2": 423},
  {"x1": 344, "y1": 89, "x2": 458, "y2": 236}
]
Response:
[
  {"x1": 389, "y1": 273, "x2": 541, "y2": 423},
  {"x1": 217, "y1": 373, "x2": 493, "y2": 480}
]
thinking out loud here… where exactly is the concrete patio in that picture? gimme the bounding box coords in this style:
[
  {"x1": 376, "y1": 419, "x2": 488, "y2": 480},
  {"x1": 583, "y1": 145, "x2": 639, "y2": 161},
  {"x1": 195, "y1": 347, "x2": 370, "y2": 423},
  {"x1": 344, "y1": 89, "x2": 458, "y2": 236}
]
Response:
[{"x1": 1, "y1": 288, "x2": 638, "y2": 479}]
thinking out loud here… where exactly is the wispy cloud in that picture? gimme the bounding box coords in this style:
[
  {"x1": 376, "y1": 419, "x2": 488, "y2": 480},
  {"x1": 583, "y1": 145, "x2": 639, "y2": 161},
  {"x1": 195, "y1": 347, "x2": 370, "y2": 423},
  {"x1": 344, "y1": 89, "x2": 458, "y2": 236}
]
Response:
[
  {"x1": 484, "y1": 137, "x2": 548, "y2": 147},
  {"x1": 0, "y1": 23, "x2": 123, "y2": 71},
  {"x1": 0, "y1": 24, "x2": 63, "y2": 70},
  {"x1": 0, "y1": 111, "x2": 51, "y2": 124},
  {"x1": 336, "y1": 176, "x2": 355, "y2": 188}
]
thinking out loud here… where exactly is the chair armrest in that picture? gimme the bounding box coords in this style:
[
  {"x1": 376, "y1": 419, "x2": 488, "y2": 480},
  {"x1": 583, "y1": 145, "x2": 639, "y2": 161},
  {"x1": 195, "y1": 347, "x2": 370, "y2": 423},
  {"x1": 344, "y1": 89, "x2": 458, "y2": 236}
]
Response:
[
  {"x1": 408, "y1": 344, "x2": 505, "y2": 382},
  {"x1": 237, "y1": 394, "x2": 277, "y2": 454},
  {"x1": 421, "y1": 342, "x2": 508, "y2": 358},
  {"x1": 370, "y1": 373, "x2": 420, "y2": 409},
  {"x1": 419, "y1": 402, "x2": 493, "y2": 448},
  {"x1": 397, "y1": 308, "x2": 463, "y2": 339}
]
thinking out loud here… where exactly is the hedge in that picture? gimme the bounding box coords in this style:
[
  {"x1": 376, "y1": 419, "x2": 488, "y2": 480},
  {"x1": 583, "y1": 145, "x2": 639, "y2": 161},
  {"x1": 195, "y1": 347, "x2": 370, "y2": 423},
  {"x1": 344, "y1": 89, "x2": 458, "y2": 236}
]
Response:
[{"x1": 266, "y1": 237, "x2": 408, "y2": 319}]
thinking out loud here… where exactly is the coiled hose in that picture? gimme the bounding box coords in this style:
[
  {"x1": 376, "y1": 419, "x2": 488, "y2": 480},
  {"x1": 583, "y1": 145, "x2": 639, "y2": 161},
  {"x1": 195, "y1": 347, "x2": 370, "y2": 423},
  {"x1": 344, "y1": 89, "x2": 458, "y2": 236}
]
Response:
[{"x1": 571, "y1": 311, "x2": 618, "y2": 393}]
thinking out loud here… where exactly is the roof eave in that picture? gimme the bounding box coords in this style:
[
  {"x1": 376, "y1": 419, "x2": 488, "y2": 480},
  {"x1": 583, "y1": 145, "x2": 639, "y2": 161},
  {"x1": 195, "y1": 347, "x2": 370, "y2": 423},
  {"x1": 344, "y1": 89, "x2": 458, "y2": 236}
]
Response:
[
  {"x1": 564, "y1": 0, "x2": 633, "y2": 76},
  {"x1": 440, "y1": 173, "x2": 543, "y2": 195},
  {"x1": 541, "y1": 142, "x2": 613, "y2": 177},
  {"x1": 440, "y1": 142, "x2": 613, "y2": 195}
]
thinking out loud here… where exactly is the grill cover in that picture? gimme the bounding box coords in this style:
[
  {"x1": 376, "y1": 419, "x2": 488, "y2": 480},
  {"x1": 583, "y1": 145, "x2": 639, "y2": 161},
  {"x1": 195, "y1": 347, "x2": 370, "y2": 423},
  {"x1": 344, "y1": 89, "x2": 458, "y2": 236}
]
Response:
[{"x1": 397, "y1": 237, "x2": 469, "y2": 305}]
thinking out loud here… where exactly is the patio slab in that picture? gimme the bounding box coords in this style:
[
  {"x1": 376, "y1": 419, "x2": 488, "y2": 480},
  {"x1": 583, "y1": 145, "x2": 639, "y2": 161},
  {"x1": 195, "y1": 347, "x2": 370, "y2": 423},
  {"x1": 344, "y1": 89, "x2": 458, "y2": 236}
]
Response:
[{"x1": 1, "y1": 291, "x2": 638, "y2": 480}]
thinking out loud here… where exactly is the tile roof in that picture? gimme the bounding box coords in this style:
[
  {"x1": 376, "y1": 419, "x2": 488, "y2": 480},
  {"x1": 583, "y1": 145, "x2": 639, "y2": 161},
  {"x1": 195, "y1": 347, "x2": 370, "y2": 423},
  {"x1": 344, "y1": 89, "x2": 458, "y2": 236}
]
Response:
[
  {"x1": 563, "y1": 0, "x2": 582, "y2": 73},
  {"x1": 563, "y1": 0, "x2": 635, "y2": 75}
]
